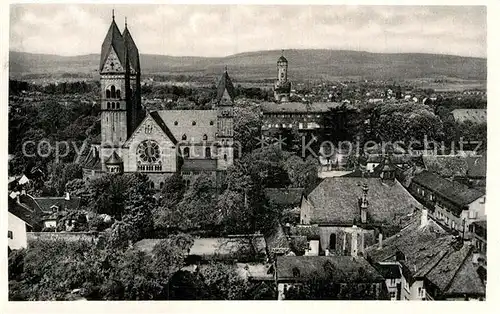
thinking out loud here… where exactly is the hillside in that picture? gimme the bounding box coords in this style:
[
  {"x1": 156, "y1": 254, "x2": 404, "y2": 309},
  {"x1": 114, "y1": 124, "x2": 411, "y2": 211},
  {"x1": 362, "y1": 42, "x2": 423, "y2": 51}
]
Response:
[{"x1": 9, "y1": 49, "x2": 487, "y2": 82}]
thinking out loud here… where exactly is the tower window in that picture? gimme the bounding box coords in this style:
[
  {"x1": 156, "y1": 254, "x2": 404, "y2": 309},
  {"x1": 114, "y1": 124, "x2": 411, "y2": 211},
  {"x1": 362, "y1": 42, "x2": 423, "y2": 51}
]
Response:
[
  {"x1": 182, "y1": 134, "x2": 187, "y2": 141},
  {"x1": 116, "y1": 90, "x2": 121, "y2": 99},
  {"x1": 106, "y1": 90, "x2": 111, "y2": 98},
  {"x1": 160, "y1": 182, "x2": 165, "y2": 189},
  {"x1": 116, "y1": 102, "x2": 120, "y2": 110},
  {"x1": 192, "y1": 121, "x2": 196, "y2": 126},
  {"x1": 110, "y1": 85, "x2": 116, "y2": 98},
  {"x1": 174, "y1": 121, "x2": 178, "y2": 126},
  {"x1": 150, "y1": 182, "x2": 155, "y2": 189},
  {"x1": 112, "y1": 102, "x2": 115, "y2": 109},
  {"x1": 210, "y1": 121, "x2": 214, "y2": 126},
  {"x1": 205, "y1": 147, "x2": 211, "y2": 158},
  {"x1": 203, "y1": 134, "x2": 208, "y2": 141},
  {"x1": 183, "y1": 147, "x2": 190, "y2": 158},
  {"x1": 107, "y1": 102, "x2": 110, "y2": 109},
  {"x1": 223, "y1": 154, "x2": 227, "y2": 161}
]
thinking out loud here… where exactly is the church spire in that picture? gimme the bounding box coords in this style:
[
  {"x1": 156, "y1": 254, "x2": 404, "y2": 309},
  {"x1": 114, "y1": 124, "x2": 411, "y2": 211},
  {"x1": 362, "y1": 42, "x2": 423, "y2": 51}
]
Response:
[
  {"x1": 112, "y1": 9, "x2": 115, "y2": 21},
  {"x1": 125, "y1": 16, "x2": 127, "y2": 28}
]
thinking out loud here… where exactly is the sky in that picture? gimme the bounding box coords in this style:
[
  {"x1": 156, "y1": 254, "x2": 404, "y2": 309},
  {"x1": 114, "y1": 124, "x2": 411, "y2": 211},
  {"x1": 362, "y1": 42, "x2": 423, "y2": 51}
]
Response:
[{"x1": 9, "y1": 4, "x2": 487, "y2": 58}]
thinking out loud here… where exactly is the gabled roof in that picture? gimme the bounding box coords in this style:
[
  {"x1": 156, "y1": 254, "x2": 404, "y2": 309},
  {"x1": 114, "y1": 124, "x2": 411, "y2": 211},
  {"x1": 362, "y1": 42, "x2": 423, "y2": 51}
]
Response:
[
  {"x1": 153, "y1": 110, "x2": 217, "y2": 143},
  {"x1": 8, "y1": 198, "x2": 36, "y2": 227},
  {"x1": 147, "y1": 111, "x2": 178, "y2": 145},
  {"x1": 278, "y1": 55, "x2": 288, "y2": 63},
  {"x1": 216, "y1": 70, "x2": 236, "y2": 103},
  {"x1": 100, "y1": 19, "x2": 126, "y2": 72},
  {"x1": 412, "y1": 171, "x2": 484, "y2": 208},
  {"x1": 122, "y1": 25, "x2": 140, "y2": 72},
  {"x1": 105, "y1": 151, "x2": 123, "y2": 165},
  {"x1": 305, "y1": 177, "x2": 420, "y2": 225},
  {"x1": 374, "y1": 263, "x2": 401, "y2": 279},
  {"x1": 32, "y1": 197, "x2": 81, "y2": 213},
  {"x1": 276, "y1": 256, "x2": 384, "y2": 283}
]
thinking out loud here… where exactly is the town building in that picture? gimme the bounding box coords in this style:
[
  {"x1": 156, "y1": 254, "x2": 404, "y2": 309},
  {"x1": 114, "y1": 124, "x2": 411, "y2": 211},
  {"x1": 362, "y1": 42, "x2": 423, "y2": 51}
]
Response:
[
  {"x1": 409, "y1": 170, "x2": 485, "y2": 235},
  {"x1": 366, "y1": 209, "x2": 486, "y2": 300},
  {"x1": 82, "y1": 15, "x2": 235, "y2": 188},
  {"x1": 273, "y1": 256, "x2": 386, "y2": 300},
  {"x1": 469, "y1": 220, "x2": 486, "y2": 254},
  {"x1": 273, "y1": 51, "x2": 291, "y2": 102},
  {"x1": 297, "y1": 170, "x2": 420, "y2": 257},
  {"x1": 8, "y1": 197, "x2": 35, "y2": 251}
]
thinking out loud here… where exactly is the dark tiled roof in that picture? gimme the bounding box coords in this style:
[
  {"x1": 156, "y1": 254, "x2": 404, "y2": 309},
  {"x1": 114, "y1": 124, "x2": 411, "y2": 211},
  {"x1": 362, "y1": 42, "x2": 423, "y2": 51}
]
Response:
[
  {"x1": 365, "y1": 211, "x2": 454, "y2": 275},
  {"x1": 374, "y1": 263, "x2": 401, "y2": 279},
  {"x1": 216, "y1": 70, "x2": 236, "y2": 103},
  {"x1": 422, "y1": 156, "x2": 468, "y2": 178},
  {"x1": 471, "y1": 220, "x2": 487, "y2": 230},
  {"x1": 32, "y1": 197, "x2": 81, "y2": 213},
  {"x1": 264, "y1": 188, "x2": 303, "y2": 206},
  {"x1": 276, "y1": 256, "x2": 384, "y2": 282},
  {"x1": 278, "y1": 55, "x2": 288, "y2": 63},
  {"x1": 306, "y1": 177, "x2": 419, "y2": 225},
  {"x1": 466, "y1": 155, "x2": 487, "y2": 178},
  {"x1": 122, "y1": 26, "x2": 140, "y2": 72},
  {"x1": 100, "y1": 19, "x2": 126, "y2": 71},
  {"x1": 154, "y1": 110, "x2": 217, "y2": 143},
  {"x1": 8, "y1": 198, "x2": 36, "y2": 227},
  {"x1": 412, "y1": 171, "x2": 484, "y2": 207},
  {"x1": 181, "y1": 159, "x2": 217, "y2": 171},
  {"x1": 425, "y1": 244, "x2": 471, "y2": 291},
  {"x1": 261, "y1": 102, "x2": 352, "y2": 114},
  {"x1": 445, "y1": 251, "x2": 486, "y2": 296},
  {"x1": 149, "y1": 111, "x2": 178, "y2": 145},
  {"x1": 105, "y1": 151, "x2": 123, "y2": 165}
]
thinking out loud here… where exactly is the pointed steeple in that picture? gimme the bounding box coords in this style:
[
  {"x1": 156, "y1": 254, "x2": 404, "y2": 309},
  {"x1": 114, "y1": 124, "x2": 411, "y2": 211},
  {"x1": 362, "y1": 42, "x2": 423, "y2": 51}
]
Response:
[
  {"x1": 216, "y1": 68, "x2": 236, "y2": 103},
  {"x1": 100, "y1": 12, "x2": 126, "y2": 72},
  {"x1": 122, "y1": 20, "x2": 140, "y2": 72},
  {"x1": 278, "y1": 49, "x2": 288, "y2": 63}
]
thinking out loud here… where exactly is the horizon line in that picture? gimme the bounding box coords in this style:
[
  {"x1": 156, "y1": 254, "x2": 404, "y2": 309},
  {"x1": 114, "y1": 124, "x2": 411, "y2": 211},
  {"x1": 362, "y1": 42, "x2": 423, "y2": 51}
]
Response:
[{"x1": 9, "y1": 48, "x2": 487, "y2": 60}]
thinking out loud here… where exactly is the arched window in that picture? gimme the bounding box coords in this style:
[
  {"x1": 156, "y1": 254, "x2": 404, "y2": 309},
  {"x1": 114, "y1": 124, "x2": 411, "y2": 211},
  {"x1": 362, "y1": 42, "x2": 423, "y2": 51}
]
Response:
[
  {"x1": 205, "y1": 147, "x2": 211, "y2": 159},
  {"x1": 116, "y1": 90, "x2": 121, "y2": 99},
  {"x1": 192, "y1": 121, "x2": 197, "y2": 126},
  {"x1": 223, "y1": 154, "x2": 227, "y2": 161},
  {"x1": 111, "y1": 102, "x2": 115, "y2": 109},
  {"x1": 181, "y1": 134, "x2": 187, "y2": 141},
  {"x1": 106, "y1": 90, "x2": 111, "y2": 98},
  {"x1": 183, "y1": 147, "x2": 190, "y2": 158},
  {"x1": 174, "y1": 121, "x2": 178, "y2": 126},
  {"x1": 203, "y1": 134, "x2": 208, "y2": 141},
  {"x1": 150, "y1": 182, "x2": 155, "y2": 189},
  {"x1": 110, "y1": 85, "x2": 116, "y2": 98},
  {"x1": 116, "y1": 102, "x2": 120, "y2": 110},
  {"x1": 107, "y1": 102, "x2": 110, "y2": 109}
]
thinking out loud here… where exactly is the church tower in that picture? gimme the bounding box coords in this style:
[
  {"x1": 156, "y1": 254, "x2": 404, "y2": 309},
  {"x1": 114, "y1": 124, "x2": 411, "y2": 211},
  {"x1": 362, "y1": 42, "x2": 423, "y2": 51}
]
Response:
[
  {"x1": 100, "y1": 12, "x2": 128, "y2": 148},
  {"x1": 274, "y1": 50, "x2": 291, "y2": 102},
  {"x1": 215, "y1": 67, "x2": 235, "y2": 170}
]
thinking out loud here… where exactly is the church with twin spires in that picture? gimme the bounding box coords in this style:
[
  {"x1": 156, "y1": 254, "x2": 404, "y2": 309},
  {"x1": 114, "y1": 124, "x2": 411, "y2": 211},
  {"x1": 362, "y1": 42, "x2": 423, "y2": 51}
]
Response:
[{"x1": 82, "y1": 13, "x2": 235, "y2": 188}]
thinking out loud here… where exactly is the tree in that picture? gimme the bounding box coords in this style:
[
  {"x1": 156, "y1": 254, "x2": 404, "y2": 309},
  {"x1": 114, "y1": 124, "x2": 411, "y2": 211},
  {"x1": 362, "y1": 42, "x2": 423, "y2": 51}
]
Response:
[
  {"x1": 233, "y1": 106, "x2": 263, "y2": 155},
  {"x1": 284, "y1": 155, "x2": 318, "y2": 190},
  {"x1": 198, "y1": 262, "x2": 249, "y2": 300}
]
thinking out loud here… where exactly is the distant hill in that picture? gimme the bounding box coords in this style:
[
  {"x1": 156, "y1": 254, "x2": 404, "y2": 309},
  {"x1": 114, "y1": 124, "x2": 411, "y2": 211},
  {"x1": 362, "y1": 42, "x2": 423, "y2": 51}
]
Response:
[{"x1": 9, "y1": 49, "x2": 487, "y2": 82}]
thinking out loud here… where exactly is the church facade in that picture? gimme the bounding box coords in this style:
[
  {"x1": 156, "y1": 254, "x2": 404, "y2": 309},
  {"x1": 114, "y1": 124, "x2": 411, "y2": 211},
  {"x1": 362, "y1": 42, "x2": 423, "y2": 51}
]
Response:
[{"x1": 82, "y1": 15, "x2": 235, "y2": 188}]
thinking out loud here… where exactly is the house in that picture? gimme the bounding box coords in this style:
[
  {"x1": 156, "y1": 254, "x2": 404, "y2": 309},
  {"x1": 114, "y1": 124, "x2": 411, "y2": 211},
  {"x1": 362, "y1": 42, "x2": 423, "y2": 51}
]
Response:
[
  {"x1": 469, "y1": 220, "x2": 486, "y2": 254},
  {"x1": 374, "y1": 263, "x2": 401, "y2": 300},
  {"x1": 409, "y1": 171, "x2": 485, "y2": 235},
  {"x1": 365, "y1": 209, "x2": 486, "y2": 300},
  {"x1": 422, "y1": 155, "x2": 468, "y2": 179},
  {"x1": 273, "y1": 256, "x2": 386, "y2": 300},
  {"x1": 299, "y1": 170, "x2": 420, "y2": 256},
  {"x1": 8, "y1": 198, "x2": 35, "y2": 250}
]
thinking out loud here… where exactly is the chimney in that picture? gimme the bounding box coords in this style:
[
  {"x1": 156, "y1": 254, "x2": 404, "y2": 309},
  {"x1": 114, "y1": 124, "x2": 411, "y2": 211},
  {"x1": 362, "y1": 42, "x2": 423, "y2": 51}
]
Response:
[
  {"x1": 378, "y1": 232, "x2": 383, "y2": 249},
  {"x1": 420, "y1": 208, "x2": 428, "y2": 227},
  {"x1": 65, "y1": 192, "x2": 70, "y2": 201}
]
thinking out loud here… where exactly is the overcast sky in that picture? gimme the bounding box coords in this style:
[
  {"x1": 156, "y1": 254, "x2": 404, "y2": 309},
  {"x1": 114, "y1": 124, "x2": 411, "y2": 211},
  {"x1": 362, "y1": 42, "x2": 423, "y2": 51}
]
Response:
[{"x1": 10, "y1": 4, "x2": 486, "y2": 58}]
